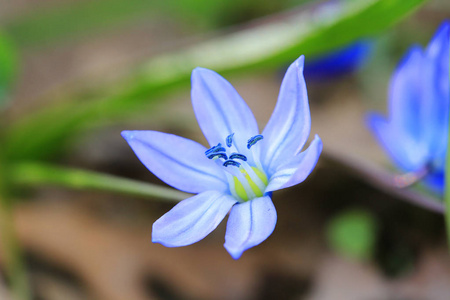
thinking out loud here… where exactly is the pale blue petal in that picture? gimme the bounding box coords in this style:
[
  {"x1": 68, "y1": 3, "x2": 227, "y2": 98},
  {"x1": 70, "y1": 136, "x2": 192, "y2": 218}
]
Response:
[
  {"x1": 265, "y1": 135, "x2": 322, "y2": 193},
  {"x1": 122, "y1": 130, "x2": 228, "y2": 194},
  {"x1": 261, "y1": 56, "x2": 311, "y2": 175},
  {"x1": 366, "y1": 113, "x2": 429, "y2": 171},
  {"x1": 224, "y1": 196, "x2": 276, "y2": 259},
  {"x1": 152, "y1": 191, "x2": 237, "y2": 247},
  {"x1": 388, "y1": 46, "x2": 425, "y2": 143},
  {"x1": 191, "y1": 67, "x2": 259, "y2": 152},
  {"x1": 422, "y1": 22, "x2": 450, "y2": 165}
]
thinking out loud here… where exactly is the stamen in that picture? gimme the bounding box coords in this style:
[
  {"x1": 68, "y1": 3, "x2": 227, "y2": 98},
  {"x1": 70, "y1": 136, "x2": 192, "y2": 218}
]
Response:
[
  {"x1": 225, "y1": 173, "x2": 238, "y2": 199},
  {"x1": 223, "y1": 160, "x2": 241, "y2": 168},
  {"x1": 232, "y1": 165, "x2": 264, "y2": 201},
  {"x1": 247, "y1": 135, "x2": 264, "y2": 149},
  {"x1": 229, "y1": 153, "x2": 247, "y2": 161},
  {"x1": 203, "y1": 134, "x2": 268, "y2": 202},
  {"x1": 207, "y1": 153, "x2": 228, "y2": 160},
  {"x1": 226, "y1": 133, "x2": 235, "y2": 147},
  {"x1": 205, "y1": 143, "x2": 226, "y2": 156},
  {"x1": 233, "y1": 169, "x2": 257, "y2": 200},
  {"x1": 239, "y1": 161, "x2": 267, "y2": 193}
]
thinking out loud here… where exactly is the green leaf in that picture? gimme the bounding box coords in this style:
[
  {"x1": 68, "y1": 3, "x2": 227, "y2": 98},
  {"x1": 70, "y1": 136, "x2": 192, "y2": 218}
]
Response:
[
  {"x1": 327, "y1": 209, "x2": 378, "y2": 261},
  {"x1": 5, "y1": 0, "x2": 427, "y2": 160},
  {"x1": 0, "y1": 32, "x2": 18, "y2": 104}
]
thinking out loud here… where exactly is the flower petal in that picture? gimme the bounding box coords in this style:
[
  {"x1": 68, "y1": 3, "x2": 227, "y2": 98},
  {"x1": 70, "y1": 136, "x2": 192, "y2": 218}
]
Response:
[
  {"x1": 423, "y1": 172, "x2": 444, "y2": 196},
  {"x1": 224, "y1": 196, "x2": 277, "y2": 259},
  {"x1": 304, "y1": 40, "x2": 372, "y2": 80},
  {"x1": 191, "y1": 67, "x2": 259, "y2": 151},
  {"x1": 387, "y1": 46, "x2": 425, "y2": 143},
  {"x1": 122, "y1": 130, "x2": 228, "y2": 194},
  {"x1": 265, "y1": 135, "x2": 322, "y2": 193},
  {"x1": 366, "y1": 113, "x2": 429, "y2": 171},
  {"x1": 152, "y1": 191, "x2": 237, "y2": 247},
  {"x1": 422, "y1": 22, "x2": 450, "y2": 164},
  {"x1": 261, "y1": 55, "x2": 311, "y2": 175}
]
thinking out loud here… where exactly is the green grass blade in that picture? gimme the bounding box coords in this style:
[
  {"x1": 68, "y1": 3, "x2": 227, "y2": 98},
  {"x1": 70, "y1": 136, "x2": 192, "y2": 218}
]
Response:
[
  {"x1": 0, "y1": 134, "x2": 32, "y2": 300},
  {"x1": 0, "y1": 32, "x2": 17, "y2": 105}
]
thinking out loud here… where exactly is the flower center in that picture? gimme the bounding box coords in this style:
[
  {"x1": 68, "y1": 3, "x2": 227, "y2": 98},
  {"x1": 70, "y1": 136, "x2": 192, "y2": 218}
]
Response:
[
  {"x1": 205, "y1": 133, "x2": 268, "y2": 202},
  {"x1": 233, "y1": 167, "x2": 268, "y2": 201}
]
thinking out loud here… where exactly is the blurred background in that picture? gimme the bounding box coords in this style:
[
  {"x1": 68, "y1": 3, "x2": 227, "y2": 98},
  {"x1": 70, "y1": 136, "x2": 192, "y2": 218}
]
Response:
[{"x1": 0, "y1": 0, "x2": 450, "y2": 299}]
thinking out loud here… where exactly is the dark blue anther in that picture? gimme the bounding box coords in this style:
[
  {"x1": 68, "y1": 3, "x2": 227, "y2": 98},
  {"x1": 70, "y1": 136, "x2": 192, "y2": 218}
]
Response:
[
  {"x1": 223, "y1": 160, "x2": 241, "y2": 168},
  {"x1": 205, "y1": 143, "x2": 226, "y2": 156},
  {"x1": 247, "y1": 135, "x2": 264, "y2": 149},
  {"x1": 207, "y1": 153, "x2": 228, "y2": 160},
  {"x1": 205, "y1": 144, "x2": 219, "y2": 156},
  {"x1": 213, "y1": 146, "x2": 226, "y2": 153},
  {"x1": 205, "y1": 148, "x2": 214, "y2": 156},
  {"x1": 229, "y1": 153, "x2": 247, "y2": 161},
  {"x1": 226, "y1": 133, "x2": 235, "y2": 147}
]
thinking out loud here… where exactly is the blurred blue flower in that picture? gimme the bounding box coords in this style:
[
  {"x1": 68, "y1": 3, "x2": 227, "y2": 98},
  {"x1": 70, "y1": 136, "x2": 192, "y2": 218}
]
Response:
[
  {"x1": 122, "y1": 56, "x2": 322, "y2": 259},
  {"x1": 304, "y1": 40, "x2": 373, "y2": 80},
  {"x1": 367, "y1": 22, "x2": 450, "y2": 194}
]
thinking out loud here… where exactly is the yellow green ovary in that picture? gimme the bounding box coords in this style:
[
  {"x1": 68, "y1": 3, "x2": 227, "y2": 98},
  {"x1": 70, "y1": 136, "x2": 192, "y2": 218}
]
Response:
[{"x1": 233, "y1": 167, "x2": 268, "y2": 201}]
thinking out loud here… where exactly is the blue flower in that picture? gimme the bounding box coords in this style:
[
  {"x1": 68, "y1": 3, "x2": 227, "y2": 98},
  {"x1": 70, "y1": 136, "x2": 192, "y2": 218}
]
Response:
[
  {"x1": 367, "y1": 21, "x2": 450, "y2": 194},
  {"x1": 122, "y1": 56, "x2": 322, "y2": 259},
  {"x1": 304, "y1": 40, "x2": 373, "y2": 81}
]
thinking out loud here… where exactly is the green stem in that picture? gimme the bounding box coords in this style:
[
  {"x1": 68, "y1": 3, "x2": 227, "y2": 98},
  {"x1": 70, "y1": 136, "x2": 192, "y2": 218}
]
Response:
[
  {"x1": 10, "y1": 162, "x2": 189, "y2": 202},
  {"x1": 0, "y1": 152, "x2": 31, "y2": 299},
  {"x1": 0, "y1": 200, "x2": 31, "y2": 300}
]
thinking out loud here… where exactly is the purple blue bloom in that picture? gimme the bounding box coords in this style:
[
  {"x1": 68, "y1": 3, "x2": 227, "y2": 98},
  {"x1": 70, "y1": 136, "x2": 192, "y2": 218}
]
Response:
[
  {"x1": 367, "y1": 21, "x2": 450, "y2": 194},
  {"x1": 304, "y1": 40, "x2": 372, "y2": 80},
  {"x1": 122, "y1": 55, "x2": 322, "y2": 259}
]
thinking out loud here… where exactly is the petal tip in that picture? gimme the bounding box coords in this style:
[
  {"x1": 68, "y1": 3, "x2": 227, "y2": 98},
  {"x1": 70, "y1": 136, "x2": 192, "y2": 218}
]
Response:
[
  {"x1": 313, "y1": 134, "x2": 323, "y2": 151},
  {"x1": 295, "y1": 55, "x2": 305, "y2": 71},
  {"x1": 151, "y1": 224, "x2": 172, "y2": 247},
  {"x1": 296, "y1": 55, "x2": 305, "y2": 65},
  {"x1": 151, "y1": 223, "x2": 160, "y2": 242},
  {"x1": 121, "y1": 130, "x2": 135, "y2": 141},
  {"x1": 435, "y1": 20, "x2": 450, "y2": 37},
  {"x1": 192, "y1": 67, "x2": 211, "y2": 77},
  {"x1": 151, "y1": 238, "x2": 174, "y2": 248},
  {"x1": 426, "y1": 21, "x2": 450, "y2": 55},
  {"x1": 192, "y1": 66, "x2": 203, "y2": 73},
  {"x1": 224, "y1": 244, "x2": 243, "y2": 260},
  {"x1": 151, "y1": 235, "x2": 164, "y2": 245}
]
